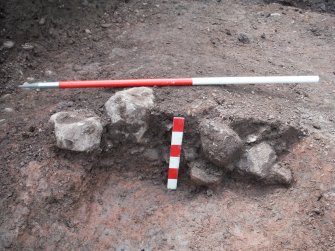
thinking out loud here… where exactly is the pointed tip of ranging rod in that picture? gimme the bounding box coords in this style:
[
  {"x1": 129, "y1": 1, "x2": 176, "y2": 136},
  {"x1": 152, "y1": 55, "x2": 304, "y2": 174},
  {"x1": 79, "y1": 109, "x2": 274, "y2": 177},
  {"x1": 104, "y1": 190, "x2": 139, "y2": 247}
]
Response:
[
  {"x1": 18, "y1": 83, "x2": 39, "y2": 89},
  {"x1": 18, "y1": 82, "x2": 59, "y2": 89}
]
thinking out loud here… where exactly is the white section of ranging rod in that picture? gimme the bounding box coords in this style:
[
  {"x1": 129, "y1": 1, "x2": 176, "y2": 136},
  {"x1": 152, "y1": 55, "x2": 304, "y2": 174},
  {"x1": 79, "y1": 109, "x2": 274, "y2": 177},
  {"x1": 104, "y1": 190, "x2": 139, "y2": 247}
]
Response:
[
  {"x1": 171, "y1": 132, "x2": 184, "y2": 145},
  {"x1": 19, "y1": 82, "x2": 59, "y2": 89},
  {"x1": 169, "y1": 157, "x2": 180, "y2": 169},
  {"x1": 192, "y1": 76, "x2": 320, "y2": 85},
  {"x1": 167, "y1": 179, "x2": 178, "y2": 190}
]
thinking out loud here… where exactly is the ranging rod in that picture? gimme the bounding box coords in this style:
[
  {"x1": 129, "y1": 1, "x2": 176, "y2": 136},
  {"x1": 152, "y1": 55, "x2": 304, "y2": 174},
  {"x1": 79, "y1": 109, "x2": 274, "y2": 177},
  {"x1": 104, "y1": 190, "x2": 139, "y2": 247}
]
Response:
[{"x1": 18, "y1": 75, "x2": 320, "y2": 89}]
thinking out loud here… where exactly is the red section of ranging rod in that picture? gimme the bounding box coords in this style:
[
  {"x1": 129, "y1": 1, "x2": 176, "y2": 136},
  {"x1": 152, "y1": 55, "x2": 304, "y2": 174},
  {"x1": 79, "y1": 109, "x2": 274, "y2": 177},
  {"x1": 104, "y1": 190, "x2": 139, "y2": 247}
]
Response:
[{"x1": 59, "y1": 78, "x2": 193, "y2": 88}]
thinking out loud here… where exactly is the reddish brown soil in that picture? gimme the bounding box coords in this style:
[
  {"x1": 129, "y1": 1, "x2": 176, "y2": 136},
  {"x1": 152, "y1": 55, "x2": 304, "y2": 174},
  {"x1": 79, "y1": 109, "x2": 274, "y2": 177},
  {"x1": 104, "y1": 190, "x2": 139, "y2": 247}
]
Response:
[{"x1": 0, "y1": 0, "x2": 335, "y2": 250}]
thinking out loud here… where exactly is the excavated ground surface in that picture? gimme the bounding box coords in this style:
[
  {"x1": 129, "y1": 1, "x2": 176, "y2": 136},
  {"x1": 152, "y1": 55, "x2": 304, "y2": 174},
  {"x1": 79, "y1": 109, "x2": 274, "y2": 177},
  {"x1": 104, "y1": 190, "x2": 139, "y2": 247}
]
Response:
[{"x1": 0, "y1": 0, "x2": 335, "y2": 250}]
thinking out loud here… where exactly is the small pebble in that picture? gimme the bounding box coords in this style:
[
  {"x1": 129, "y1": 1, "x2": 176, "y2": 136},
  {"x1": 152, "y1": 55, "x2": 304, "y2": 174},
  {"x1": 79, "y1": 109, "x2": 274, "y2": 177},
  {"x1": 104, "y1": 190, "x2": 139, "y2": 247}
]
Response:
[
  {"x1": 101, "y1": 23, "x2": 113, "y2": 28},
  {"x1": 238, "y1": 33, "x2": 250, "y2": 44},
  {"x1": 246, "y1": 134, "x2": 257, "y2": 143},
  {"x1": 3, "y1": 40, "x2": 15, "y2": 49},
  {"x1": 0, "y1": 94, "x2": 12, "y2": 102},
  {"x1": 85, "y1": 29, "x2": 91, "y2": 34},
  {"x1": 4, "y1": 108, "x2": 14, "y2": 113},
  {"x1": 26, "y1": 77, "x2": 35, "y2": 83},
  {"x1": 45, "y1": 70, "x2": 55, "y2": 76},
  {"x1": 39, "y1": 17, "x2": 46, "y2": 25},
  {"x1": 313, "y1": 123, "x2": 321, "y2": 130},
  {"x1": 22, "y1": 43, "x2": 34, "y2": 50}
]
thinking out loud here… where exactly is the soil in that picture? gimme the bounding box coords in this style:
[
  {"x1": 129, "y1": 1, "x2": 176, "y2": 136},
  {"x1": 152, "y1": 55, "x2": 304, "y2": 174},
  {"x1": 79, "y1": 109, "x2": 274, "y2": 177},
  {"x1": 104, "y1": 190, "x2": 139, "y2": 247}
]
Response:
[{"x1": 1, "y1": 0, "x2": 335, "y2": 250}]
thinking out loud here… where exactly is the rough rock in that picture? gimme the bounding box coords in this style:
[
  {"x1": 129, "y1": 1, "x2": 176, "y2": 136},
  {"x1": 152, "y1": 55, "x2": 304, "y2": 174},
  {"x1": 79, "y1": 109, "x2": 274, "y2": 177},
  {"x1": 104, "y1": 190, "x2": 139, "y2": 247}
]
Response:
[
  {"x1": 49, "y1": 110, "x2": 103, "y2": 152},
  {"x1": 236, "y1": 142, "x2": 293, "y2": 185},
  {"x1": 105, "y1": 87, "x2": 154, "y2": 142},
  {"x1": 238, "y1": 33, "x2": 250, "y2": 44},
  {"x1": 200, "y1": 119, "x2": 243, "y2": 169},
  {"x1": 267, "y1": 164, "x2": 293, "y2": 185},
  {"x1": 189, "y1": 160, "x2": 224, "y2": 187},
  {"x1": 236, "y1": 142, "x2": 277, "y2": 178}
]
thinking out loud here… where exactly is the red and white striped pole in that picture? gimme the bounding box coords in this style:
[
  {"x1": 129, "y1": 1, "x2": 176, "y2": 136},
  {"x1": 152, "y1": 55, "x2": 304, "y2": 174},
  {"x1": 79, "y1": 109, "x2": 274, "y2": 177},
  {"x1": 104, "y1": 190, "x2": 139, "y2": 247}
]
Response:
[
  {"x1": 167, "y1": 117, "x2": 185, "y2": 190},
  {"x1": 18, "y1": 76, "x2": 319, "y2": 89}
]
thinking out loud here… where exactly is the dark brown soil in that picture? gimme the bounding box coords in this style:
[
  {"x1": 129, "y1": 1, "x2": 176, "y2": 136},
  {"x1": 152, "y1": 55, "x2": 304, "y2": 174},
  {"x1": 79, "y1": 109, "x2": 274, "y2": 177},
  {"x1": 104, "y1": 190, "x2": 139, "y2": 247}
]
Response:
[{"x1": 1, "y1": 0, "x2": 335, "y2": 250}]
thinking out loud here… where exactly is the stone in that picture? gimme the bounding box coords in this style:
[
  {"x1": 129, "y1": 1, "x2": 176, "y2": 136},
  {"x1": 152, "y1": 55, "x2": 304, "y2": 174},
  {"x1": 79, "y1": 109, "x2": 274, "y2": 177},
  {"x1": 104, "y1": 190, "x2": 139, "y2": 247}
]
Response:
[
  {"x1": 236, "y1": 142, "x2": 293, "y2": 185},
  {"x1": 246, "y1": 134, "x2": 258, "y2": 144},
  {"x1": 49, "y1": 110, "x2": 103, "y2": 152},
  {"x1": 3, "y1": 40, "x2": 15, "y2": 49},
  {"x1": 3, "y1": 107, "x2": 14, "y2": 113},
  {"x1": 312, "y1": 123, "x2": 321, "y2": 130},
  {"x1": 323, "y1": 188, "x2": 335, "y2": 200},
  {"x1": 238, "y1": 33, "x2": 250, "y2": 44},
  {"x1": 45, "y1": 70, "x2": 55, "y2": 77},
  {"x1": 105, "y1": 87, "x2": 154, "y2": 142},
  {"x1": 39, "y1": 17, "x2": 46, "y2": 25},
  {"x1": 200, "y1": 119, "x2": 243, "y2": 169},
  {"x1": 22, "y1": 43, "x2": 34, "y2": 50},
  {"x1": 0, "y1": 94, "x2": 12, "y2": 102},
  {"x1": 236, "y1": 142, "x2": 277, "y2": 179},
  {"x1": 101, "y1": 23, "x2": 113, "y2": 28},
  {"x1": 267, "y1": 163, "x2": 293, "y2": 185},
  {"x1": 189, "y1": 160, "x2": 224, "y2": 187}
]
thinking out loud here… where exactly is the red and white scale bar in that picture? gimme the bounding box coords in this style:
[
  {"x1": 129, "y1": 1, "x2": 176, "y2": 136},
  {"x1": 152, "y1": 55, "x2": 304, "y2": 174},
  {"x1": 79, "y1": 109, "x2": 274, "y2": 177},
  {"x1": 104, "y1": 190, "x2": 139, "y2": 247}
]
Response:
[
  {"x1": 167, "y1": 117, "x2": 185, "y2": 190},
  {"x1": 19, "y1": 76, "x2": 319, "y2": 89}
]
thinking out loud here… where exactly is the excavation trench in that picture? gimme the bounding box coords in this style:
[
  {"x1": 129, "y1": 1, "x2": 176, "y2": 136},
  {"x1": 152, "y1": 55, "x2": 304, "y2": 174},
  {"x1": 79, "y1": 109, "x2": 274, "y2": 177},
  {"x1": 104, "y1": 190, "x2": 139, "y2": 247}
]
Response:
[{"x1": 86, "y1": 111, "x2": 305, "y2": 189}]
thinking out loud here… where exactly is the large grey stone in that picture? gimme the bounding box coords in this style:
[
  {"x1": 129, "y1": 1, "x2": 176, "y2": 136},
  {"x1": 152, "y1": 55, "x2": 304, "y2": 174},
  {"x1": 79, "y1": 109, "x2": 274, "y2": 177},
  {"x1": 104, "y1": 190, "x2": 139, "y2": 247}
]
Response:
[
  {"x1": 236, "y1": 142, "x2": 293, "y2": 185},
  {"x1": 236, "y1": 142, "x2": 276, "y2": 178},
  {"x1": 200, "y1": 119, "x2": 243, "y2": 169},
  {"x1": 105, "y1": 87, "x2": 154, "y2": 142},
  {"x1": 189, "y1": 160, "x2": 224, "y2": 187},
  {"x1": 49, "y1": 110, "x2": 103, "y2": 152}
]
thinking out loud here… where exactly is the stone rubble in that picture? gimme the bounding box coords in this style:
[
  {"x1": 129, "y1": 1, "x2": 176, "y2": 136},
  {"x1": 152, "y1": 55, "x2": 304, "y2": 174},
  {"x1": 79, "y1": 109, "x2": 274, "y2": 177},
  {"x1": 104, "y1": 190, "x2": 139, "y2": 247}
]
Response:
[
  {"x1": 49, "y1": 110, "x2": 103, "y2": 152},
  {"x1": 236, "y1": 142, "x2": 293, "y2": 185},
  {"x1": 105, "y1": 87, "x2": 154, "y2": 142}
]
